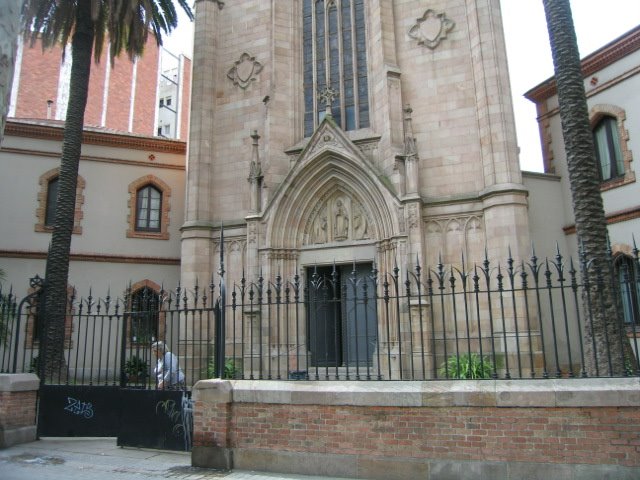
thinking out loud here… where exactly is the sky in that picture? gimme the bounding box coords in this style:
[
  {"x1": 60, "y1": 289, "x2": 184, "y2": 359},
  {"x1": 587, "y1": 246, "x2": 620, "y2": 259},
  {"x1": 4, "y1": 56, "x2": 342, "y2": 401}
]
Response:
[{"x1": 163, "y1": 1, "x2": 640, "y2": 172}]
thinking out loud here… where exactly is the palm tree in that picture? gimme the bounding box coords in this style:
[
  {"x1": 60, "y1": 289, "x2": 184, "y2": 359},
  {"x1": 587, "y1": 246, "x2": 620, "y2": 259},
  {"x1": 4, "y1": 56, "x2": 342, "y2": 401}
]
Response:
[
  {"x1": 21, "y1": 0, "x2": 192, "y2": 381},
  {"x1": 0, "y1": 0, "x2": 23, "y2": 144},
  {"x1": 542, "y1": 0, "x2": 627, "y2": 375}
]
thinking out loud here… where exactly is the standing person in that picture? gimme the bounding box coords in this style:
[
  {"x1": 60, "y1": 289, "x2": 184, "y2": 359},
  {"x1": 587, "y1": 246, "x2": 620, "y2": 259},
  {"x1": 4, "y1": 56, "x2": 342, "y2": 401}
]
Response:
[{"x1": 151, "y1": 341, "x2": 185, "y2": 389}]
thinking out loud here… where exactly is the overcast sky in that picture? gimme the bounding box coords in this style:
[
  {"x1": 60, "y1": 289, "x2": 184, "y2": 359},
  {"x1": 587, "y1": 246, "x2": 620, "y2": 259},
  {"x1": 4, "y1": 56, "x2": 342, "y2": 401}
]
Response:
[{"x1": 164, "y1": 1, "x2": 640, "y2": 172}]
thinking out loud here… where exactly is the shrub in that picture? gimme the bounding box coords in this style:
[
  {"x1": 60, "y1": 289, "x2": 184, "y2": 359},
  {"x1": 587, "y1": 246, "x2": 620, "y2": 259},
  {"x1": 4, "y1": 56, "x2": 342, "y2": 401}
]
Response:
[
  {"x1": 124, "y1": 355, "x2": 149, "y2": 379},
  {"x1": 208, "y1": 358, "x2": 238, "y2": 379},
  {"x1": 438, "y1": 353, "x2": 494, "y2": 379}
]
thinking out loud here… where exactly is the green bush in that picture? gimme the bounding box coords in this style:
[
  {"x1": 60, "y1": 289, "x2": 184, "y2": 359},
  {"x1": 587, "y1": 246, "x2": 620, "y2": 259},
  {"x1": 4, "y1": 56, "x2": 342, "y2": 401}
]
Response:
[
  {"x1": 208, "y1": 358, "x2": 238, "y2": 379},
  {"x1": 438, "y1": 353, "x2": 494, "y2": 379},
  {"x1": 124, "y1": 355, "x2": 149, "y2": 379}
]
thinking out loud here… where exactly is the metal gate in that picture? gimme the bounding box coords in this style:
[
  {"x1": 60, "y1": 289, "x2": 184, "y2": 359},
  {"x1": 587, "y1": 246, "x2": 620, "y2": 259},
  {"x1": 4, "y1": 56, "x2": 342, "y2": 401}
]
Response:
[{"x1": 0, "y1": 277, "x2": 203, "y2": 451}]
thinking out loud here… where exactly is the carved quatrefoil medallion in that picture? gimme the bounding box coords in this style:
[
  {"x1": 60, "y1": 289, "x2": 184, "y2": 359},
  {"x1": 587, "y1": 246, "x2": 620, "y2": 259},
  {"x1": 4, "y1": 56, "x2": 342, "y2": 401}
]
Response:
[
  {"x1": 227, "y1": 52, "x2": 263, "y2": 89},
  {"x1": 409, "y1": 9, "x2": 455, "y2": 49}
]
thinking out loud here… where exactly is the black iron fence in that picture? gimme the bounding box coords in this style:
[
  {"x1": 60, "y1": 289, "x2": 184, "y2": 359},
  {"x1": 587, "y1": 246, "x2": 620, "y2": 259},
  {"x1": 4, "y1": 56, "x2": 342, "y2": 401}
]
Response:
[{"x1": 1, "y1": 249, "x2": 639, "y2": 383}]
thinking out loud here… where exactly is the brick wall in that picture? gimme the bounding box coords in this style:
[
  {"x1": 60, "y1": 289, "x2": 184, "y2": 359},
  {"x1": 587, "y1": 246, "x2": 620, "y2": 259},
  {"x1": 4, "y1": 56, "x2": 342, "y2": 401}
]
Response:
[
  {"x1": 0, "y1": 374, "x2": 39, "y2": 448},
  {"x1": 230, "y1": 404, "x2": 638, "y2": 467},
  {"x1": 192, "y1": 379, "x2": 640, "y2": 479},
  {"x1": 13, "y1": 37, "x2": 160, "y2": 136},
  {"x1": 0, "y1": 391, "x2": 37, "y2": 429}
]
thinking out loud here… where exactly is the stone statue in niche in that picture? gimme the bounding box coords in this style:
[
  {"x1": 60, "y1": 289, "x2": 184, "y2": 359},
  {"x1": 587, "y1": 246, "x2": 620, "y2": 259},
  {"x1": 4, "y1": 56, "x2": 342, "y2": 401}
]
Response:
[
  {"x1": 313, "y1": 208, "x2": 328, "y2": 244},
  {"x1": 333, "y1": 199, "x2": 349, "y2": 241},
  {"x1": 353, "y1": 203, "x2": 369, "y2": 240}
]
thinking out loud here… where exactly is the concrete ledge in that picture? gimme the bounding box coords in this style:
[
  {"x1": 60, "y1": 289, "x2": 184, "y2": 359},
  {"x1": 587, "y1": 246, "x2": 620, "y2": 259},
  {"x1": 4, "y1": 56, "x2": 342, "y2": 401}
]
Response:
[
  {"x1": 226, "y1": 377, "x2": 640, "y2": 408},
  {"x1": 231, "y1": 449, "x2": 640, "y2": 480},
  {"x1": 192, "y1": 379, "x2": 232, "y2": 403},
  {"x1": 0, "y1": 425, "x2": 37, "y2": 449},
  {"x1": 0, "y1": 373, "x2": 39, "y2": 392}
]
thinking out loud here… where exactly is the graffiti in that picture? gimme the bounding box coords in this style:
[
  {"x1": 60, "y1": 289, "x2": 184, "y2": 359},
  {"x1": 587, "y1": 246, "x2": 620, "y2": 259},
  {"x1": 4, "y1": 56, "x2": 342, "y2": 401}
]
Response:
[
  {"x1": 64, "y1": 397, "x2": 94, "y2": 419},
  {"x1": 156, "y1": 392, "x2": 193, "y2": 451}
]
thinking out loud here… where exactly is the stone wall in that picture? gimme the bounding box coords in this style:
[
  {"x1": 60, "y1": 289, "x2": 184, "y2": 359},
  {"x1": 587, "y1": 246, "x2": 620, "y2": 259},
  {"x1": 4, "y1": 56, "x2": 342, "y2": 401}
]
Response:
[
  {"x1": 0, "y1": 374, "x2": 39, "y2": 448},
  {"x1": 193, "y1": 378, "x2": 640, "y2": 480}
]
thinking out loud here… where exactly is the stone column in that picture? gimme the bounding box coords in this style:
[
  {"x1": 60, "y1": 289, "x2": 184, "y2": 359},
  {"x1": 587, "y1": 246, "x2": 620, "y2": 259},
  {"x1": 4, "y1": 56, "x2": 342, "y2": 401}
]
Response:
[{"x1": 181, "y1": 0, "x2": 224, "y2": 288}]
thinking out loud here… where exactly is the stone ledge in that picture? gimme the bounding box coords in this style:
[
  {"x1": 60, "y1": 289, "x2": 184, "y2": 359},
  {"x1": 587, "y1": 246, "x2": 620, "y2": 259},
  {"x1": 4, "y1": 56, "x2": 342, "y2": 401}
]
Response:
[
  {"x1": 196, "y1": 377, "x2": 640, "y2": 408},
  {"x1": 0, "y1": 425, "x2": 37, "y2": 449},
  {"x1": 0, "y1": 374, "x2": 39, "y2": 392}
]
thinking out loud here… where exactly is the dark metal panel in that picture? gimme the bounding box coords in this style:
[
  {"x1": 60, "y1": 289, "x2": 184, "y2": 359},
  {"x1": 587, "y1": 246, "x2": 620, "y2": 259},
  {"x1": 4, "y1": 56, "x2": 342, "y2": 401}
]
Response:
[
  {"x1": 117, "y1": 389, "x2": 193, "y2": 451},
  {"x1": 37, "y1": 385, "x2": 121, "y2": 437}
]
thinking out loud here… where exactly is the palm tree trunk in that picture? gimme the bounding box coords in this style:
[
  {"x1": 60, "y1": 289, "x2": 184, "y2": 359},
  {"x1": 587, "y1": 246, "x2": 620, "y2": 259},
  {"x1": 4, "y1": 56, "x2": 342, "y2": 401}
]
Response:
[
  {"x1": 0, "y1": 0, "x2": 22, "y2": 144},
  {"x1": 41, "y1": 1, "x2": 94, "y2": 382},
  {"x1": 542, "y1": 0, "x2": 627, "y2": 376}
]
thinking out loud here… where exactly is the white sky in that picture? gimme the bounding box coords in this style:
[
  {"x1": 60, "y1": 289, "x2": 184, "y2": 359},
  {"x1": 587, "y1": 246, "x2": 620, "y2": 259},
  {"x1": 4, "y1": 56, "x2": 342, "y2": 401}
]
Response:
[{"x1": 163, "y1": 1, "x2": 640, "y2": 172}]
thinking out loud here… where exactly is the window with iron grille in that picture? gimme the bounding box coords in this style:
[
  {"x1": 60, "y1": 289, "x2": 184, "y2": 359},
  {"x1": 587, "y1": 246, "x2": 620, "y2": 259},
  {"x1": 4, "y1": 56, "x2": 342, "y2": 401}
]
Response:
[
  {"x1": 129, "y1": 286, "x2": 159, "y2": 344},
  {"x1": 135, "y1": 185, "x2": 162, "y2": 232},
  {"x1": 303, "y1": 0, "x2": 370, "y2": 137},
  {"x1": 593, "y1": 115, "x2": 624, "y2": 182},
  {"x1": 615, "y1": 255, "x2": 640, "y2": 326},
  {"x1": 44, "y1": 177, "x2": 59, "y2": 227}
]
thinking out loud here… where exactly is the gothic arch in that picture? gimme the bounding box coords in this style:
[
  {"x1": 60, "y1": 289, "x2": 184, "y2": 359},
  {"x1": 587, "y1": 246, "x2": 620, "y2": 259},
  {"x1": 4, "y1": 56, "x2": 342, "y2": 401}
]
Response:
[{"x1": 264, "y1": 149, "x2": 399, "y2": 249}]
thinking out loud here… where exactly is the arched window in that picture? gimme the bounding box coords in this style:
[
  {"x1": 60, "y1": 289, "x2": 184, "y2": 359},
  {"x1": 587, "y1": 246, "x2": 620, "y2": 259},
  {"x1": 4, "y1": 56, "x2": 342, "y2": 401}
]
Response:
[
  {"x1": 615, "y1": 255, "x2": 640, "y2": 325},
  {"x1": 303, "y1": 0, "x2": 370, "y2": 136},
  {"x1": 593, "y1": 115, "x2": 624, "y2": 181},
  {"x1": 44, "y1": 177, "x2": 59, "y2": 226},
  {"x1": 127, "y1": 175, "x2": 171, "y2": 240},
  {"x1": 35, "y1": 168, "x2": 85, "y2": 234},
  {"x1": 129, "y1": 286, "x2": 160, "y2": 344},
  {"x1": 135, "y1": 185, "x2": 162, "y2": 232}
]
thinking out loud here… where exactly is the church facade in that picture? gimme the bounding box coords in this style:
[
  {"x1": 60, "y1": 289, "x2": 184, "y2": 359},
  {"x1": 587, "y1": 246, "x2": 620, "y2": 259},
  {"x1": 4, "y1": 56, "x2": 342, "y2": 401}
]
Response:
[
  {"x1": 182, "y1": 0, "x2": 530, "y2": 287},
  {"x1": 180, "y1": 0, "x2": 535, "y2": 377}
]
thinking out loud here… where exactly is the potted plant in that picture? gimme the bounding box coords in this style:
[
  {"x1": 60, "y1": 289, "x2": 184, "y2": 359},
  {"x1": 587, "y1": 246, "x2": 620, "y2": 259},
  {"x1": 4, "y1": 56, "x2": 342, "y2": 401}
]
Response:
[{"x1": 124, "y1": 355, "x2": 149, "y2": 383}]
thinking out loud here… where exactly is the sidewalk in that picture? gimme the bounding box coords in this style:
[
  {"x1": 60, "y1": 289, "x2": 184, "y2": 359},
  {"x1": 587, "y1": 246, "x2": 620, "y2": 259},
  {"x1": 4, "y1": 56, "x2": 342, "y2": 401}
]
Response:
[{"x1": 0, "y1": 438, "x2": 355, "y2": 480}]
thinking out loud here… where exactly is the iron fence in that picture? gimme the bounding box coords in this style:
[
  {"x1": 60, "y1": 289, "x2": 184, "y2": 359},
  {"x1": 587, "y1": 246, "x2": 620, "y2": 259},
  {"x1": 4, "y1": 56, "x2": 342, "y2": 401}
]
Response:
[{"x1": 1, "y1": 249, "x2": 639, "y2": 383}]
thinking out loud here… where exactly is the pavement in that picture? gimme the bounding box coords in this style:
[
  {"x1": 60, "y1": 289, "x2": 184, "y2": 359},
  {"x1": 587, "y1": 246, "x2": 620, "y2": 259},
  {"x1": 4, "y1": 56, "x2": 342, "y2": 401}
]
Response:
[{"x1": 0, "y1": 438, "x2": 354, "y2": 480}]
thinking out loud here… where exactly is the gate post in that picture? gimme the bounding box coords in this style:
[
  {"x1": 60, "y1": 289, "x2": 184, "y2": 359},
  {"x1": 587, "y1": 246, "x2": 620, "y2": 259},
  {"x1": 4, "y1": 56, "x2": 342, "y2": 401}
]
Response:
[
  {"x1": 0, "y1": 373, "x2": 39, "y2": 447},
  {"x1": 191, "y1": 379, "x2": 233, "y2": 469}
]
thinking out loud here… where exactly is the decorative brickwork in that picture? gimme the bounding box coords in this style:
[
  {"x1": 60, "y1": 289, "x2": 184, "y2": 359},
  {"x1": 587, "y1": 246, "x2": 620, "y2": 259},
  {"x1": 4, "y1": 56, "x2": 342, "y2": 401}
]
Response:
[{"x1": 34, "y1": 167, "x2": 85, "y2": 234}]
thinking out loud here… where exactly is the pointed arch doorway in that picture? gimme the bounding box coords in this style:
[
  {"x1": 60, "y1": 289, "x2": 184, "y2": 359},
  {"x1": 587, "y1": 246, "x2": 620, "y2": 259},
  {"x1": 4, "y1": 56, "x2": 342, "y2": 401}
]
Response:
[{"x1": 307, "y1": 262, "x2": 377, "y2": 369}]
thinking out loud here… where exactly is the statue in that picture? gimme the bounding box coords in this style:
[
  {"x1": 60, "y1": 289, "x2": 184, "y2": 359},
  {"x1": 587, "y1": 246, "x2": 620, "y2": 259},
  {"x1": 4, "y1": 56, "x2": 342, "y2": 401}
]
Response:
[
  {"x1": 353, "y1": 205, "x2": 369, "y2": 240},
  {"x1": 313, "y1": 210, "x2": 328, "y2": 244},
  {"x1": 333, "y1": 199, "x2": 349, "y2": 240}
]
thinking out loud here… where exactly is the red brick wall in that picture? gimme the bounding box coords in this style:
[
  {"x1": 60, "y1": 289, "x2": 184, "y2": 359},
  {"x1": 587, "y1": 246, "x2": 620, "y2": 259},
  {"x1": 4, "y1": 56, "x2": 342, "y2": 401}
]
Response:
[
  {"x1": 105, "y1": 57, "x2": 134, "y2": 132},
  {"x1": 194, "y1": 400, "x2": 232, "y2": 448},
  {"x1": 179, "y1": 56, "x2": 191, "y2": 139},
  {"x1": 13, "y1": 37, "x2": 160, "y2": 136},
  {"x1": 15, "y1": 42, "x2": 62, "y2": 119},
  {"x1": 0, "y1": 391, "x2": 37, "y2": 430},
  {"x1": 84, "y1": 56, "x2": 108, "y2": 128},
  {"x1": 132, "y1": 41, "x2": 160, "y2": 136},
  {"x1": 197, "y1": 403, "x2": 640, "y2": 468}
]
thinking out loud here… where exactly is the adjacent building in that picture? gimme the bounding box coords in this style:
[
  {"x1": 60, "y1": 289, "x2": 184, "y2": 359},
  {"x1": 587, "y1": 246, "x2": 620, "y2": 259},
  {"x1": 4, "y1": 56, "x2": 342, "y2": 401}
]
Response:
[{"x1": 524, "y1": 25, "x2": 640, "y2": 326}]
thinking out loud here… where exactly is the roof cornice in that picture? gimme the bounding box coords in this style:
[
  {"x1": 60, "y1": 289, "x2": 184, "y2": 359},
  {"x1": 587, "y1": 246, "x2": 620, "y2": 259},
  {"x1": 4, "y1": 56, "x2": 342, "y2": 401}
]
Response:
[
  {"x1": 4, "y1": 119, "x2": 186, "y2": 154},
  {"x1": 524, "y1": 25, "x2": 640, "y2": 103}
]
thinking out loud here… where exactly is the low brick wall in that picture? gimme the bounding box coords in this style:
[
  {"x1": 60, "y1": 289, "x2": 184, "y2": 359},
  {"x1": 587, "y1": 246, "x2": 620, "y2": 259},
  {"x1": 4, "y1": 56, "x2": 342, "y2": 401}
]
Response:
[
  {"x1": 193, "y1": 378, "x2": 640, "y2": 479},
  {"x1": 0, "y1": 374, "x2": 39, "y2": 448}
]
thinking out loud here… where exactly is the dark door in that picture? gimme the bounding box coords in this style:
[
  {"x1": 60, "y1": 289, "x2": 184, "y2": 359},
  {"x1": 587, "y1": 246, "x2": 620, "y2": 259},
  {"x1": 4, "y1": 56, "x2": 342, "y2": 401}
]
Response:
[
  {"x1": 308, "y1": 266, "x2": 342, "y2": 366},
  {"x1": 342, "y1": 263, "x2": 377, "y2": 366},
  {"x1": 307, "y1": 263, "x2": 377, "y2": 367}
]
